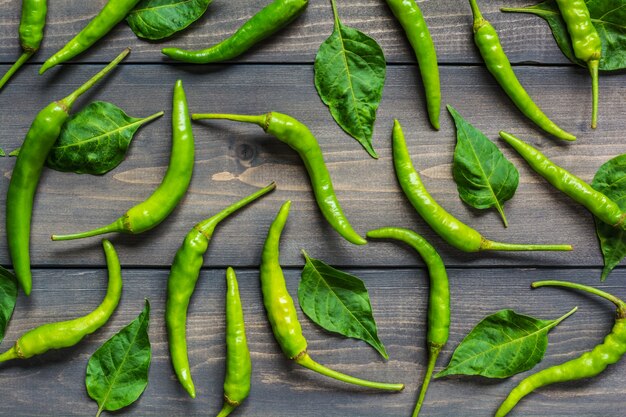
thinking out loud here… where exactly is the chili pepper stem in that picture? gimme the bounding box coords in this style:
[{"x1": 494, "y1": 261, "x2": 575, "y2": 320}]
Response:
[
  {"x1": 0, "y1": 346, "x2": 18, "y2": 363},
  {"x1": 468, "y1": 0, "x2": 485, "y2": 29},
  {"x1": 0, "y1": 51, "x2": 34, "y2": 91},
  {"x1": 215, "y1": 403, "x2": 237, "y2": 417},
  {"x1": 51, "y1": 218, "x2": 125, "y2": 241},
  {"x1": 532, "y1": 280, "x2": 626, "y2": 315},
  {"x1": 295, "y1": 352, "x2": 404, "y2": 391},
  {"x1": 192, "y1": 113, "x2": 267, "y2": 128},
  {"x1": 412, "y1": 345, "x2": 441, "y2": 417},
  {"x1": 480, "y1": 240, "x2": 572, "y2": 251},
  {"x1": 589, "y1": 59, "x2": 599, "y2": 129},
  {"x1": 59, "y1": 48, "x2": 131, "y2": 108}
]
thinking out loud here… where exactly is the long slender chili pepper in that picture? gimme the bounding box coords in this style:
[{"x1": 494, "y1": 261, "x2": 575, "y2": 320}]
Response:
[
  {"x1": 166, "y1": 183, "x2": 275, "y2": 399},
  {"x1": 39, "y1": 0, "x2": 141, "y2": 74},
  {"x1": 555, "y1": 0, "x2": 601, "y2": 128},
  {"x1": 193, "y1": 112, "x2": 367, "y2": 246},
  {"x1": 468, "y1": 0, "x2": 575, "y2": 141},
  {"x1": 495, "y1": 280, "x2": 626, "y2": 417},
  {"x1": 367, "y1": 227, "x2": 449, "y2": 416},
  {"x1": 260, "y1": 201, "x2": 404, "y2": 391},
  {"x1": 0, "y1": 239, "x2": 122, "y2": 363},
  {"x1": 6, "y1": 48, "x2": 130, "y2": 296},
  {"x1": 162, "y1": 0, "x2": 309, "y2": 63},
  {"x1": 0, "y1": 0, "x2": 47, "y2": 91},
  {"x1": 384, "y1": 0, "x2": 440, "y2": 130},
  {"x1": 216, "y1": 267, "x2": 252, "y2": 417},
  {"x1": 499, "y1": 131, "x2": 626, "y2": 231},
  {"x1": 392, "y1": 119, "x2": 572, "y2": 252},
  {"x1": 51, "y1": 80, "x2": 194, "y2": 241}
]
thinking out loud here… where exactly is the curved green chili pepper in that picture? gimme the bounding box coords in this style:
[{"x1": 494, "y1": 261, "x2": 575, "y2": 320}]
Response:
[
  {"x1": 51, "y1": 79, "x2": 194, "y2": 241},
  {"x1": 0, "y1": 239, "x2": 122, "y2": 363},
  {"x1": 162, "y1": 0, "x2": 309, "y2": 63},
  {"x1": 193, "y1": 112, "x2": 367, "y2": 246},
  {"x1": 166, "y1": 183, "x2": 275, "y2": 399},
  {"x1": 500, "y1": 131, "x2": 626, "y2": 231},
  {"x1": 392, "y1": 119, "x2": 572, "y2": 252},
  {"x1": 496, "y1": 280, "x2": 626, "y2": 417},
  {"x1": 385, "y1": 0, "x2": 440, "y2": 130},
  {"x1": 367, "y1": 227, "x2": 449, "y2": 417},
  {"x1": 0, "y1": 0, "x2": 47, "y2": 91},
  {"x1": 555, "y1": 0, "x2": 601, "y2": 128},
  {"x1": 217, "y1": 267, "x2": 252, "y2": 417},
  {"x1": 39, "y1": 0, "x2": 141, "y2": 74},
  {"x1": 6, "y1": 48, "x2": 130, "y2": 296},
  {"x1": 260, "y1": 201, "x2": 404, "y2": 391},
  {"x1": 469, "y1": 0, "x2": 575, "y2": 141}
]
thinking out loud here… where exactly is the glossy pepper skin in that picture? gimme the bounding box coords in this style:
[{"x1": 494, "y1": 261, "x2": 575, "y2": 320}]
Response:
[
  {"x1": 496, "y1": 280, "x2": 626, "y2": 417},
  {"x1": 260, "y1": 201, "x2": 404, "y2": 391},
  {"x1": 166, "y1": 183, "x2": 275, "y2": 399},
  {"x1": 6, "y1": 48, "x2": 130, "y2": 295},
  {"x1": 367, "y1": 227, "x2": 449, "y2": 417},
  {"x1": 555, "y1": 0, "x2": 601, "y2": 128},
  {"x1": 469, "y1": 0, "x2": 575, "y2": 141},
  {"x1": 216, "y1": 267, "x2": 252, "y2": 417},
  {"x1": 392, "y1": 120, "x2": 572, "y2": 252},
  {"x1": 0, "y1": 0, "x2": 47, "y2": 90},
  {"x1": 499, "y1": 131, "x2": 626, "y2": 230},
  {"x1": 0, "y1": 240, "x2": 122, "y2": 363},
  {"x1": 193, "y1": 112, "x2": 367, "y2": 246},
  {"x1": 39, "y1": 0, "x2": 141, "y2": 73},
  {"x1": 162, "y1": 0, "x2": 309, "y2": 63},
  {"x1": 51, "y1": 80, "x2": 194, "y2": 241},
  {"x1": 385, "y1": 0, "x2": 440, "y2": 129}
]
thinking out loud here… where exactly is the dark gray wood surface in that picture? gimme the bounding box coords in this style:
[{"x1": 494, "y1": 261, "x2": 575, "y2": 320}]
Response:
[{"x1": 0, "y1": 0, "x2": 625, "y2": 416}]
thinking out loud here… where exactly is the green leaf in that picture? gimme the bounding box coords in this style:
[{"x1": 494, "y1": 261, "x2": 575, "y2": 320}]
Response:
[
  {"x1": 47, "y1": 101, "x2": 163, "y2": 175},
  {"x1": 592, "y1": 154, "x2": 626, "y2": 280},
  {"x1": 86, "y1": 300, "x2": 151, "y2": 417},
  {"x1": 126, "y1": 0, "x2": 213, "y2": 40},
  {"x1": 314, "y1": 0, "x2": 386, "y2": 158},
  {"x1": 0, "y1": 148, "x2": 5, "y2": 157},
  {"x1": 502, "y1": 0, "x2": 626, "y2": 71},
  {"x1": 436, "y1": 308, "x2": 576, "y2": 379},
  {"x1": 448, "y1": 105, "x2": 519, "y2": 227},
  {"x1": 8, "y1": 148, "x2": 19, "y2": 157},
  {"x1": 0, "y1": 266, "x2": 17, "y2": 345},
  {"x1": 297, "y1": 251, "x2": 388, "y2": 359}
]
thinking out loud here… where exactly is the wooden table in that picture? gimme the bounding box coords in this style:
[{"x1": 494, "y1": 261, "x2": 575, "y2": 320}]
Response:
[{"x1": 1, "y1": 1, "x2": 624, "y2": 416}]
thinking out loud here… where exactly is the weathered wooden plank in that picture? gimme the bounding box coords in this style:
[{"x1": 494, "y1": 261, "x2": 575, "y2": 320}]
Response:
[
  {"x1": 0, "y1": 63, "x2": 624, "y2": 268},
  {"x1": 0, "y1": 267, "x2": 624, "y2": 416},
  {"x1": 0, "y1": 0, "x2": 571, "y2": 65}
]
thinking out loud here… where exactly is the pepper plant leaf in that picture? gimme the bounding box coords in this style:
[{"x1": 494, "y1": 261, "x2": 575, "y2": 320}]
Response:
[
  {"x1": 314, "y1": 0, "x2": 386, "y2": 158},
  {"x1": 501, "y1": 0, "x2": 626, "y2": 71},
  {"x1": 86, "y1": 300, "x2": 151, "y2": 417},
  {"x1": 297, "y1": 251, "x2": 388, "y2": 359},
  {"x1": 46, "y1": 101, "x2": 163, "y2": 175},
  {"x1": 0, "y1": 148, "x2": 5, "y2": 157},
  {"x1": 0, "y1": 266, "x2": 17, "y2": 345},
  {"x1": 436, "y1": 308, "x2": 576, "y2": 379},
  {"x1": 449, "y1": 105, "x2": 519, "y2": 227},
  {"x1": 592, "y1": 154, "x2": 626, "y2": 281},
  {"x1": 127, "y1": 0, "x2": 213, "y2": 40}
]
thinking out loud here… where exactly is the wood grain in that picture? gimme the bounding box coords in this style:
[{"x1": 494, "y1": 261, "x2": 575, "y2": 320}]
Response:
[{"x1": 0, "y1": 0, "x2": 572, "y2": 65}]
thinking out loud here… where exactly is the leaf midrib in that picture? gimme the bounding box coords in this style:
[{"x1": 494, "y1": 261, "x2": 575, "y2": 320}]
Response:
[{"x1": 55, "y1": 118, "x2": 145, "y2": 151}]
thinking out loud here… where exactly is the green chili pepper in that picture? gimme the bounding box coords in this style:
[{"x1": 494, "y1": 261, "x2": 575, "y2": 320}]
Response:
[
  {"x1": 51, "y1": 79, "x2": 194, "y2": 241},
  {"x1": 499, "y1": 131, "x2": 626, "y2": 231},
  {"x1": 39, "y1": 0, "x2": 141, "y2": 74},
  {"x1": 6, "y1": 48, "x2": 130, "y2": 296},
  {"x1": 166, "y1": 183, "x2": 275, "y2": 399},
  {"x1": 392, "y1": 119, "x2": 572, "y2": 252},
  {"x1": 162, "y1": 0, "x2": 309, "y2": 63},
  {"x1": 468, "y1": 0, "x2": 575, "y2": 141},
  {"x1": 0, "y1": 239, "x2": 122, "y2": 363},
  {"x1": 193, "y1": 112, "x2": 367, "y2": 246},
  {"x1": 217, "y1": 267, "x2": 252, "y2": 417},
  {"x1": 555, "y1": 0, "x2": 602, "y2": 128},
  {"x1": 496, "y1": 280, "x2": 626, "y2": 417},
  {"x1": 260, "y1": 201, "x2": 404, "y2": 391},
  {"x1": 385, "y1": 0, "x2": 440, "y2": 130},
  {"x1": 367, "y1": 227, "x2": 449, "y2": 417},
  {"x1": 0, "y1": 0, "x2": 47, "y2": 91}
]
